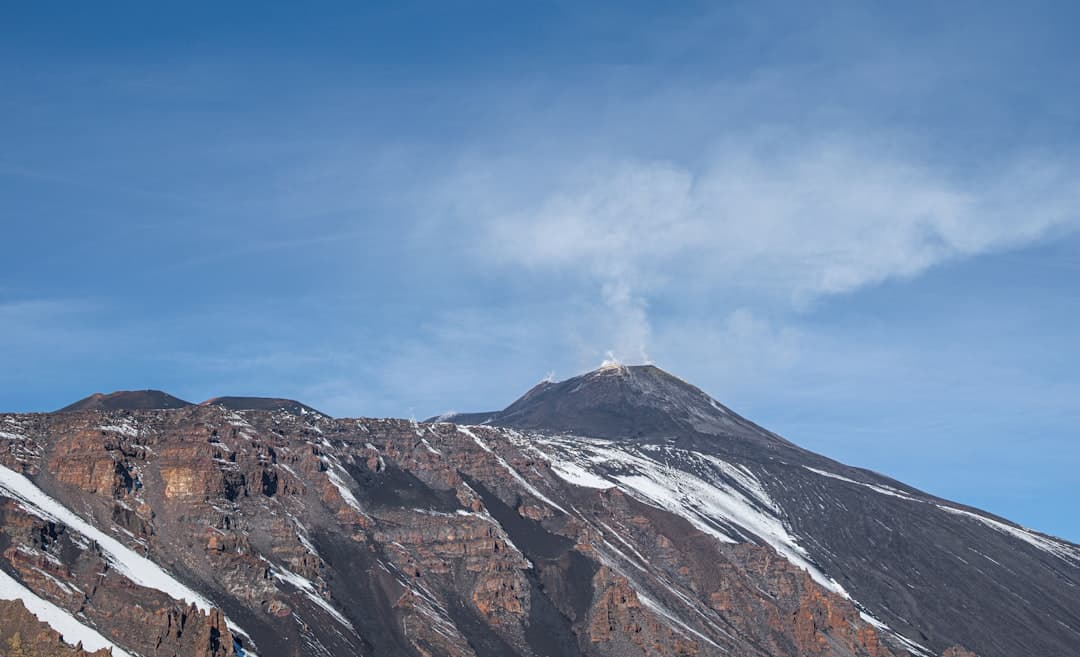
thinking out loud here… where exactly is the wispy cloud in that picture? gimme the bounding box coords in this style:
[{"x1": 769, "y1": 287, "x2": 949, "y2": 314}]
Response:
[{"x1": 442, "y1": 139, "x2": 1080, "y2": 362}]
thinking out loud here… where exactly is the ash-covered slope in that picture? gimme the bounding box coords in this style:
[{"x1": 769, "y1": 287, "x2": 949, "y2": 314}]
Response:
[
  {"x1": 467, "y1": 364, "x2": 790, "y2": 450},
  {"x1": 57, "y1": 389, "x2": 193, "y2": 412},
  {"x1": 462, "y1": 364, "x2": 1080, "y2": 657},
  {"x1": 200, "y1": 396, "x2": 328, "y2": 417}
]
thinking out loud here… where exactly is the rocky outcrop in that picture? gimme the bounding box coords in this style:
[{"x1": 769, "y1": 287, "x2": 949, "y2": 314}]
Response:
[
  {"x1": 0, "y1": 405, "x2": 907, "y2": 657},
  {"x1": 0, "y1": 599, "x2": 112, "y2": 657},
  {"x1": 0, "y1": 499, "x2": 236, "y2": 657},
  {"x1": 587, "y1": 566, "x2": 701, "y2": 657},
  {"x1": 2, "y1": 372, "x2": 1074, "y2": 657}
]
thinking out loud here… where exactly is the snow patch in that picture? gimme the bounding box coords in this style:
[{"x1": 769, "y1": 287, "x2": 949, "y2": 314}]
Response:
[
  {"x1": 534, "y1": 436, "x2": 848, "y2": 596},
  {"x1": 0, "y1": 464, "x2": 256, "y2": 647},
  {"x1": 549, "y1": 460, "x2": 613, "y2": 489},
  {"x1": 325, "y1": 466, "x2": 364, "y2": 514},
  {"x1": 859, "y1": 611, "x2": 934, "y2": 656},
  {"x1": 803, "y1": 467, "x2": 919, "y2": 502},
  {"x1": 97, "y1": 424, "x2": 139, "y2": 438},
  {"x1": 0, "y1": 569, "x2": 134, "y2": 657},
  {"x1": 459, "y1": 427, "x2": 567, "y2": 514},
  {"x1": 936, "y1": 504, "x2": 1080, "y2": 564},
  {"x1": 804, "y1": 465, "x2": 1080, "y2": 564},
  {"x1": 637, "y1": 590, "x2": 722, "y2": 649},
  {"x1": 271, "y1": 566, "x2": 354, "y2": 630}
]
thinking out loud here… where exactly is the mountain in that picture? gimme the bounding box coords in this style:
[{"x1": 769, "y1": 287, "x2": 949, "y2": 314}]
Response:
[
  {"x1": 0, "y1": 365, "x2": 1075, "y2": 657},
  {"x1": 200, "y1": 396, "x2": 328, "y2": 417},
  {"x1": 57, "y1": 392, "x2": 326, "y2": 417},
  {"x1": 467, "y1": 365, "x2": 1080, "y2": 657},
  {"x1": 428, "y1": 364, "x2": 789, "y2": 453},
  {"x1": 453, "y1": 364, "x2": 794, "y2": 451},
  {"x1": 56, "y1": 389, "x2": 193, "y2": 412}
]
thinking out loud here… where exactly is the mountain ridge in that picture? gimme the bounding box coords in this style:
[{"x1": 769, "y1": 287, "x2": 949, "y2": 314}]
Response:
[
  {"x1": 57, "y1": 390, "x2": 327, "y2": 418},
  {"x1": 56, "y1": 389, "x2": 194, "y2": 413},
  {"x1": 3, "y1": 365, "x2": 1076, "y2": 657}
]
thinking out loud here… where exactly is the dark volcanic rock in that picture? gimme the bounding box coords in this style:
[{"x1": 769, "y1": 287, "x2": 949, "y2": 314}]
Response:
[
  {"x1": 200, "y1": 396, "x2": 327, "y2": 417},
  {"x1": 57, "y1": 389, "x2": 193, "y2": 412},
  {"x1": 456, "y1": 364, "x2": 1080, "y2": 657},
  {"x1": 469, "y1": 364, "x2": 795, "y2": 454}
]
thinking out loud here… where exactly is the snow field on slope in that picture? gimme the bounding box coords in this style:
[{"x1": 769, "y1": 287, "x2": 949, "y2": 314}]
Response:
[
  {"x1": 533, "y1": 436, "x2": 848, "y2": 595},
  {"x1": 270, "y1": 564, "x2": 354, "y2": 630},
  {"x1": 0, "y1": 463, "x2": 257, "y2": 651},
  {"x1": 535, "y1": 437, "x2": 935, "y2": 656},
  {"x1": 0, "y1": 568, "x2": 134, "y2": 657},
  {"x1": 803, "y1": 465, "x2": 1080, "y2": 564}
]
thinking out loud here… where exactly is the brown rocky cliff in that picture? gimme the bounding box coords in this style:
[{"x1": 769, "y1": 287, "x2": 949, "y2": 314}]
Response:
[
  {"x1": 0, "y1": 407, "x2": 918, "y2": 657},
  {"x1": 587, "y1": 566, "x2": 702, "y2": 657},
  {"x1": 0, "y1": 599, "x2": 112, "y2": 657}
]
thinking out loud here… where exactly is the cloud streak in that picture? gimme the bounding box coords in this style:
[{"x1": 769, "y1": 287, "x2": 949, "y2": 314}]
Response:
[{"x1": 448, "y1": 139, "x2": 1080, "y2": 361}]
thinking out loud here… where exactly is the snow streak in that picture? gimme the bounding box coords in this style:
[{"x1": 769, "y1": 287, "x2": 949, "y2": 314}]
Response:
[{"x1": 0, "y1": 464, "x2": 257, "y2": 650}]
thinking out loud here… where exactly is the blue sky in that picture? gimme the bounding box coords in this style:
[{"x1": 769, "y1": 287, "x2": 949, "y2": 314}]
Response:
[{"x1": 2, "y1": 2, "x2": 1078, "y2": 540}]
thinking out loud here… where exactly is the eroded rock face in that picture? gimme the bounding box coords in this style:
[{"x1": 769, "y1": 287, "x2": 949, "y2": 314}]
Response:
[
  {"x1": 0, "y1": 400, "x2": 1058, "y2": 657},
  {"x1": 470, "y1": 366, "x2": 1080, "y2": 657},
  {"x1": 0, "y1": 599, "x2": 112, "y2": 657},
  {"x1": 0, "y1": 500, "x2": 237, "y2": 657}
]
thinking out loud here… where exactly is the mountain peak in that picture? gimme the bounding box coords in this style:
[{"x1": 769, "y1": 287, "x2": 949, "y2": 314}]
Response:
[
  {"x1": 463, "y1": 364, "x2": 788, "y2": 449},
  {"x1": 596, "y1": 356, "x2": 628, "y2": 372},
  {"x1": 56, "y1": 389, "x2": 193, "y2": 413},
  {"x1": 199, "y1": 396, "x2": 327, "y2": 417}
]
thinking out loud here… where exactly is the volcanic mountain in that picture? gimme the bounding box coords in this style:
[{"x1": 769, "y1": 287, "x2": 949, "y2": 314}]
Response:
[
  {"x1": 0, "y1": 364, "x2": 1076, "y2": 657},
  {"x1": 441, "y1": 363, "x2": 794, "y2": 452},
  {"x1": 199, "y1": 396, "x2": 327, "y2": 417},
  {"x1": 459, "y1": 365, "x2": 1080, "y2": 656},
  {"x1": 56, "y1": 389, "x2": 193, "y2": 412}
]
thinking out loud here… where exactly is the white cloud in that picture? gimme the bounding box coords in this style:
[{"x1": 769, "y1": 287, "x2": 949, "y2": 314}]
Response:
[
  {"x1": 444, "y1": 140, "x2": 1080, "y2": 362},
  {"x1": 474, "y1": 145, "x2": 1078, "y2": 299}
]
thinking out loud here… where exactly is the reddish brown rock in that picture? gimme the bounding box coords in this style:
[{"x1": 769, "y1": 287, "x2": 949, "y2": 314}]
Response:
[
  {"x1": 0, "y1": 406, "x2": 912, "y2": 657},
  {"x1": 0, "y1": 599, "x2": 112, "y2": 657}
]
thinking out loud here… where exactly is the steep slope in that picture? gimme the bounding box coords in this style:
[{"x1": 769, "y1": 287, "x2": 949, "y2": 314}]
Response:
[
  {"x1": 0, "y1": 365, "x2": 1075, "y2": 657},
  {"x1": 0, "y1": 406, "x2": 916, "y2": 657},
  {"x1": 0, "y1": 596, "x2": 114, "y2": 657},
  {"x1": 466, "y1": 365, "x2": 1080, "y2": 657},
  {"x1": 57, "y1": 389, "x2": 193, "y2": 412}
]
